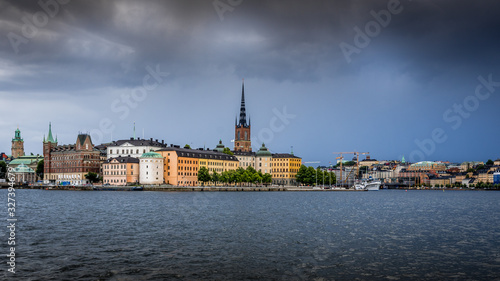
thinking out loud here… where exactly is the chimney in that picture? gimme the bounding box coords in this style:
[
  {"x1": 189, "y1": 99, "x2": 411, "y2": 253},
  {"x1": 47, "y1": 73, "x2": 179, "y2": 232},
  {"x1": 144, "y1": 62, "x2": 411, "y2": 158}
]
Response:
[
  {"x1": 156, "y1": 139, "x2": 158, "y2": 142},
  {"x1": 161, "y1": 140, "x2": 164, "y2": 144}
]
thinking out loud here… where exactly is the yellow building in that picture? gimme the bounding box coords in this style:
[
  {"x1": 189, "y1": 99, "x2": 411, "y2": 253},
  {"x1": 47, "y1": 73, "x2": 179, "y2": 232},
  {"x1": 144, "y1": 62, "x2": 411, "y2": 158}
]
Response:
[
  {"x1": 271, "y1": 153, "x2": 302, "y2": 186},
  {"x1": 156, "y1": 147, "x2": 239, "y2": 186},
  {"x1": 408, "y1": 161, "x2": 446, "y2": 172}
]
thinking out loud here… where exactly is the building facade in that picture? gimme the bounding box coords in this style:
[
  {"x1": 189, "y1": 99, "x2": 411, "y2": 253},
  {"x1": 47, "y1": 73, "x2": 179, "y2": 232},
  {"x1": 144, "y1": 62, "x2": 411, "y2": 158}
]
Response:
[
  {"x1": 255, "y1": 143, "x2": 272, "y2": 174},
  {"x1": 43, "y1": 123, "x2": 101, "y2": 185},
  {"x1": 234, "y1": 81, "x2": 252, "y2": 152},
  {"x1": 106, "y1": 138, "x2": 167, "y2": 159},
  {"x1": 11, "y1": 127, "x2": 24, "y2": 158},
  {"x1": 139, "y1": 151, "x2": 164, "y2": 185},
  {"x1": 156, "y1": 147, "x2": 239, "y2": 186},
  {"x1": 271, "y1": 153, "x2": 302, "y2": 186},
  {"x1": 11, "y1": 163, "x2": 37, "y2": 184},
  {"x1": 102, "y1": 157, "x2": 139, "y2": 185}
]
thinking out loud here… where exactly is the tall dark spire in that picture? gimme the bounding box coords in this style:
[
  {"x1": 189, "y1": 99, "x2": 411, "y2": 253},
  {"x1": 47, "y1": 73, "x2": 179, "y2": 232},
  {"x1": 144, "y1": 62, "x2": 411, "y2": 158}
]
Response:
[{"x1": 239, "y1": 79, "x2": 247, "y2": 127}]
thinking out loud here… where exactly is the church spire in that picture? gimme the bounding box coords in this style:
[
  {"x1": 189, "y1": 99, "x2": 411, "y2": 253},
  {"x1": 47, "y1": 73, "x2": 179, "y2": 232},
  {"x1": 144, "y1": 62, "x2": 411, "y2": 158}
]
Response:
[
  {"x1": 239, "y1": 79, "x2": 247, "y2": 127},
  {"x1": 47, "y1": 122, "x2": 55, "y2": 143}
]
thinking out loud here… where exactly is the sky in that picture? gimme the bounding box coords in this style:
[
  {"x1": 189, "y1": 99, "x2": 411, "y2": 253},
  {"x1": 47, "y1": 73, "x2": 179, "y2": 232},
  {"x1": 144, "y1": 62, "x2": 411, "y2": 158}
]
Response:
[{"x1": 1, "y1": 0, "x2": 500, "y2": 165}]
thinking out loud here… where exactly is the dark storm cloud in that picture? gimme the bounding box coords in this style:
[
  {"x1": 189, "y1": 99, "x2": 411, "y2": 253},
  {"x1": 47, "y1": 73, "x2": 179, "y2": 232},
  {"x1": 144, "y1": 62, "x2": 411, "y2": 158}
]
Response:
[{"x1": 2, "y1": 0, "x2": 500, "y2": 91}]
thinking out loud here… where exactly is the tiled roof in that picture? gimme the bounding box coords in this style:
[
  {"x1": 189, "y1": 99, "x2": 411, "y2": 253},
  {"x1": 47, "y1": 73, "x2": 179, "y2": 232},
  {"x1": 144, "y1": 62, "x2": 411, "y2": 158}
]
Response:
[
  {"x1": 108, "y1": 138, "x2": 167, "y2": 148},
  {"x1": 157, "y1": 147, "x2": 238, "y2": 161}
]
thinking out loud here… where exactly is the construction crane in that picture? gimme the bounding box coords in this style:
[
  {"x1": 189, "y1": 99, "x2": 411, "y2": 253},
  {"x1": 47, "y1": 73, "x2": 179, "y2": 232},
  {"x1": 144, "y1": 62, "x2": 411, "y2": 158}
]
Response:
[{"x1": 332, "y1": 152, "x2": 370, "y2": 187}]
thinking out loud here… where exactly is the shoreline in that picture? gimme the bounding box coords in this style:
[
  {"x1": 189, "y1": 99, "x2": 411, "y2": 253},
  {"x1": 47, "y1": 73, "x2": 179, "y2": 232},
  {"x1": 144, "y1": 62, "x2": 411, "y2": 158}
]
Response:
[{"x1": 1, "y1": 183, "x2": 497, "y2": 192}]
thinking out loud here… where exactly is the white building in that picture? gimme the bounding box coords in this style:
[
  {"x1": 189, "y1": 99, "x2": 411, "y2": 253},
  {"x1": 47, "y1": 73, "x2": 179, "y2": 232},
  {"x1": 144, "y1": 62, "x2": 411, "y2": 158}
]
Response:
[
  {"x1": 139, "y1": 151, "x2": 164, "y2": 185},
  {"x1": 107, "y1": 138, "x2": 167, "y2": 159}
]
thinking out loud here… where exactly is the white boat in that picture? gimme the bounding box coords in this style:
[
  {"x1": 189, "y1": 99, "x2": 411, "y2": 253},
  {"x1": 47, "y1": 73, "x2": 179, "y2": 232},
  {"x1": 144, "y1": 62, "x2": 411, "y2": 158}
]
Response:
[{"x1": 354, "y1": 178, "x2": 381, "y2": 191}]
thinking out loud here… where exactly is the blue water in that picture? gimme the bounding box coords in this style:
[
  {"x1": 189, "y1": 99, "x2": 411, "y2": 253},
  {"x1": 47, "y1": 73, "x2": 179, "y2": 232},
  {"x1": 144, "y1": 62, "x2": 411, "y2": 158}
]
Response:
[{"x1": 1, "y1": 189, "x2": 499, "y2": 280}]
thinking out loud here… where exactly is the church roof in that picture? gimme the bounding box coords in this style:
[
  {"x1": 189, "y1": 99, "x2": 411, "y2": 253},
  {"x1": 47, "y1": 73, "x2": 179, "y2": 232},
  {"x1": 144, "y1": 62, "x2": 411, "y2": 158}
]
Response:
[
  {"x1": 8, "y1": 155, "x2": 42, "y2": 165},
  {"x1": 13, "y1": 163, "x2": 35, "y2": 173}
]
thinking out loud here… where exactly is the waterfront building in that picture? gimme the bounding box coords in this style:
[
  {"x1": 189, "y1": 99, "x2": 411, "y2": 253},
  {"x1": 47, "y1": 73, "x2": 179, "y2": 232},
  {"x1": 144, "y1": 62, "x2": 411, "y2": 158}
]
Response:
[
  {"x1": 7, "y1": 154, "x2": 43, "y2": 173},
  {"x1": 11, "y1": 127, "x2": 24, "y2": 158},
  {"x1": 139, "y1": 151, "x2": 164, "y2": 185},
  {"x1": 271, "y1": 153, "x2": 302, "y2": 186},
  {"x1": 362, "y1": 169, "x2": 395, "y2": 182},
  {"x1": 234, "y1": 80, "x2": 251, "y2": 152},
  {"x1": 11, "y1": 163, "x2": 37, "y2": 184},
  {"x1": 428, "y1": 176, "x2": 454, "y2": 187},
  {"x1": 102, "y1": 157, "x2": 139, "y2": 185},
  {"x1": 460, "y1": 161, "x2": 484, "y2": 172},
  {"x1": 43, "y1": 123, "x2": 100, "y2": 185},
  {"x1": 359, "y1": 156, "x2": 379, "y2": 167},
  {"x1": 106, "y1": 137, "x2": 167, "y2": 159},
  {"x1": 234, "y1": 151, "x2": 255, "y2": 169},
  {"x1": 494, "y1": 172, "x2": 500, "y2": 185},
  {"x1": 255, "y1": 143, "x2": 272, "y2": 174},
  {"x1": 408, "y1": 161, "x2": 446, "y2": 172},
  {"x1": 477, "y1": 170, "x2": 494, "y2": 184},
  {"x1": 156, "y1": 146, "x2": 239, "y2": 186}
]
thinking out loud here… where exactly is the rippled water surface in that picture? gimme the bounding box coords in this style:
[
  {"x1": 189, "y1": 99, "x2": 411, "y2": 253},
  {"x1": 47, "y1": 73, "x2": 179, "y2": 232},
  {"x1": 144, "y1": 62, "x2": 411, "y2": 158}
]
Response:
[{"x1": 1, "y1": 189, "x2": 500, "y2": 280}]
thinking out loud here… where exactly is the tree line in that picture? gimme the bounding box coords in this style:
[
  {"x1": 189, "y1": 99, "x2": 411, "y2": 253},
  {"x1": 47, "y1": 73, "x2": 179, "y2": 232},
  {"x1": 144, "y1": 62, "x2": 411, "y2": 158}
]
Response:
[
  {"x1": 295, "y1": 165, "x2": 337, "y2": 186},
  {"x1": 198, "y1": 166, "x2": 272, "y2": 186}
]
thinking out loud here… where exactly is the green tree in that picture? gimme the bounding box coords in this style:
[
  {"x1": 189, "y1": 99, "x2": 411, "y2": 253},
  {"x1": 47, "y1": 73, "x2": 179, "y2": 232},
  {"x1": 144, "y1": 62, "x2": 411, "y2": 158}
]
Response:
[
  {"x1": 306, "y1": 166, "x2": 316, "y2": 185},
  {"x1": 466, "y1": 168, "x2": 475, "y2": 173},
  {"x1": 0, "y1": 161, "x2": 6, "y2": 179},
  {"x1": 235, "y1": 167, "x2": 245, "y2": 186},
  {"x1": 222, "y1": 147, "x2": 234, "y2": 156},
  {"x1": 184, "y1": 144, "x2": 191, "y2": 149},
  {"x1": 262, "y1": 173, "x2": 272, "y2": 185},
  {"x1": 252, "y1": 171, "x2": 263, "y2": 185},
  {"x1": 84, "y1": 172, "x2": 100, "y2": 183},
  {"x1": 220, "y1": 171, "x2": 229, "y2": 184},
  {"x1": 198, "y1": 166, "x2": 211, "y2": 186},
  {"x1": 486, "y1": 159, "x2": 494, "y2": 166},
  {"x1": 36, "y1": 159, "x2": 44, "y2": 179},
  {"x1": 296, "y1": 165, "x2": 308, "y2": 185},
  {"x1": 211, "y1": 171, "x2": 219, "y2": 185}
]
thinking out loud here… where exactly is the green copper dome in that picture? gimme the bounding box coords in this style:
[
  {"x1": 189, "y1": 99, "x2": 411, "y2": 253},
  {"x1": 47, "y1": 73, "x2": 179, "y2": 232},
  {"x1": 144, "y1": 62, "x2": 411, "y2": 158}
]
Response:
[
  {"x1": 13, "y1": 163, "x2": 35, "y2": 173},
  {"x1": 140, "y1": 151, "x2": 162, "y2": 158},
  {"x1": 256, "y1": 143, "x2": 272, "y2": 157},
  {"x1": 215, "y1": 139, "x2": 225, "y2": 152}
]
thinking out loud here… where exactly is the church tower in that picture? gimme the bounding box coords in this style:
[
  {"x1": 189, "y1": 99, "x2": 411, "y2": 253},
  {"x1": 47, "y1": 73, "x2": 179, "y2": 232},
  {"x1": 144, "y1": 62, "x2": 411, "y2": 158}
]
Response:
[
  {"x1": 43, "y1": 122, "x2": 58, "y2": 181},
  {"x1": 234, "y1": 80, "x2": 252, "y2": 152},
  {"x1": 11, "y1": 127, "x2": 24, "y2": 158}
]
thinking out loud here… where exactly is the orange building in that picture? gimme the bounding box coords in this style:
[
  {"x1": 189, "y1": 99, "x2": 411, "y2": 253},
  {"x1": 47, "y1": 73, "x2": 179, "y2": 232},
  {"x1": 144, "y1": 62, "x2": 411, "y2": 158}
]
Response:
[
  {"x1": 102, "y1": 157, "x2": 139, "y2": 185},
  {"x1": 157, "y1": 147, "x2": 239, "y2": 186}
]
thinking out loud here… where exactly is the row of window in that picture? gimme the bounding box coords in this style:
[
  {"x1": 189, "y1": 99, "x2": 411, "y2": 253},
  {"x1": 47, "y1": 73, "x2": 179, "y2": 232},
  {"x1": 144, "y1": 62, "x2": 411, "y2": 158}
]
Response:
[{"x1": 110, "y1": 149, "x2": 147, "y2": 155}]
